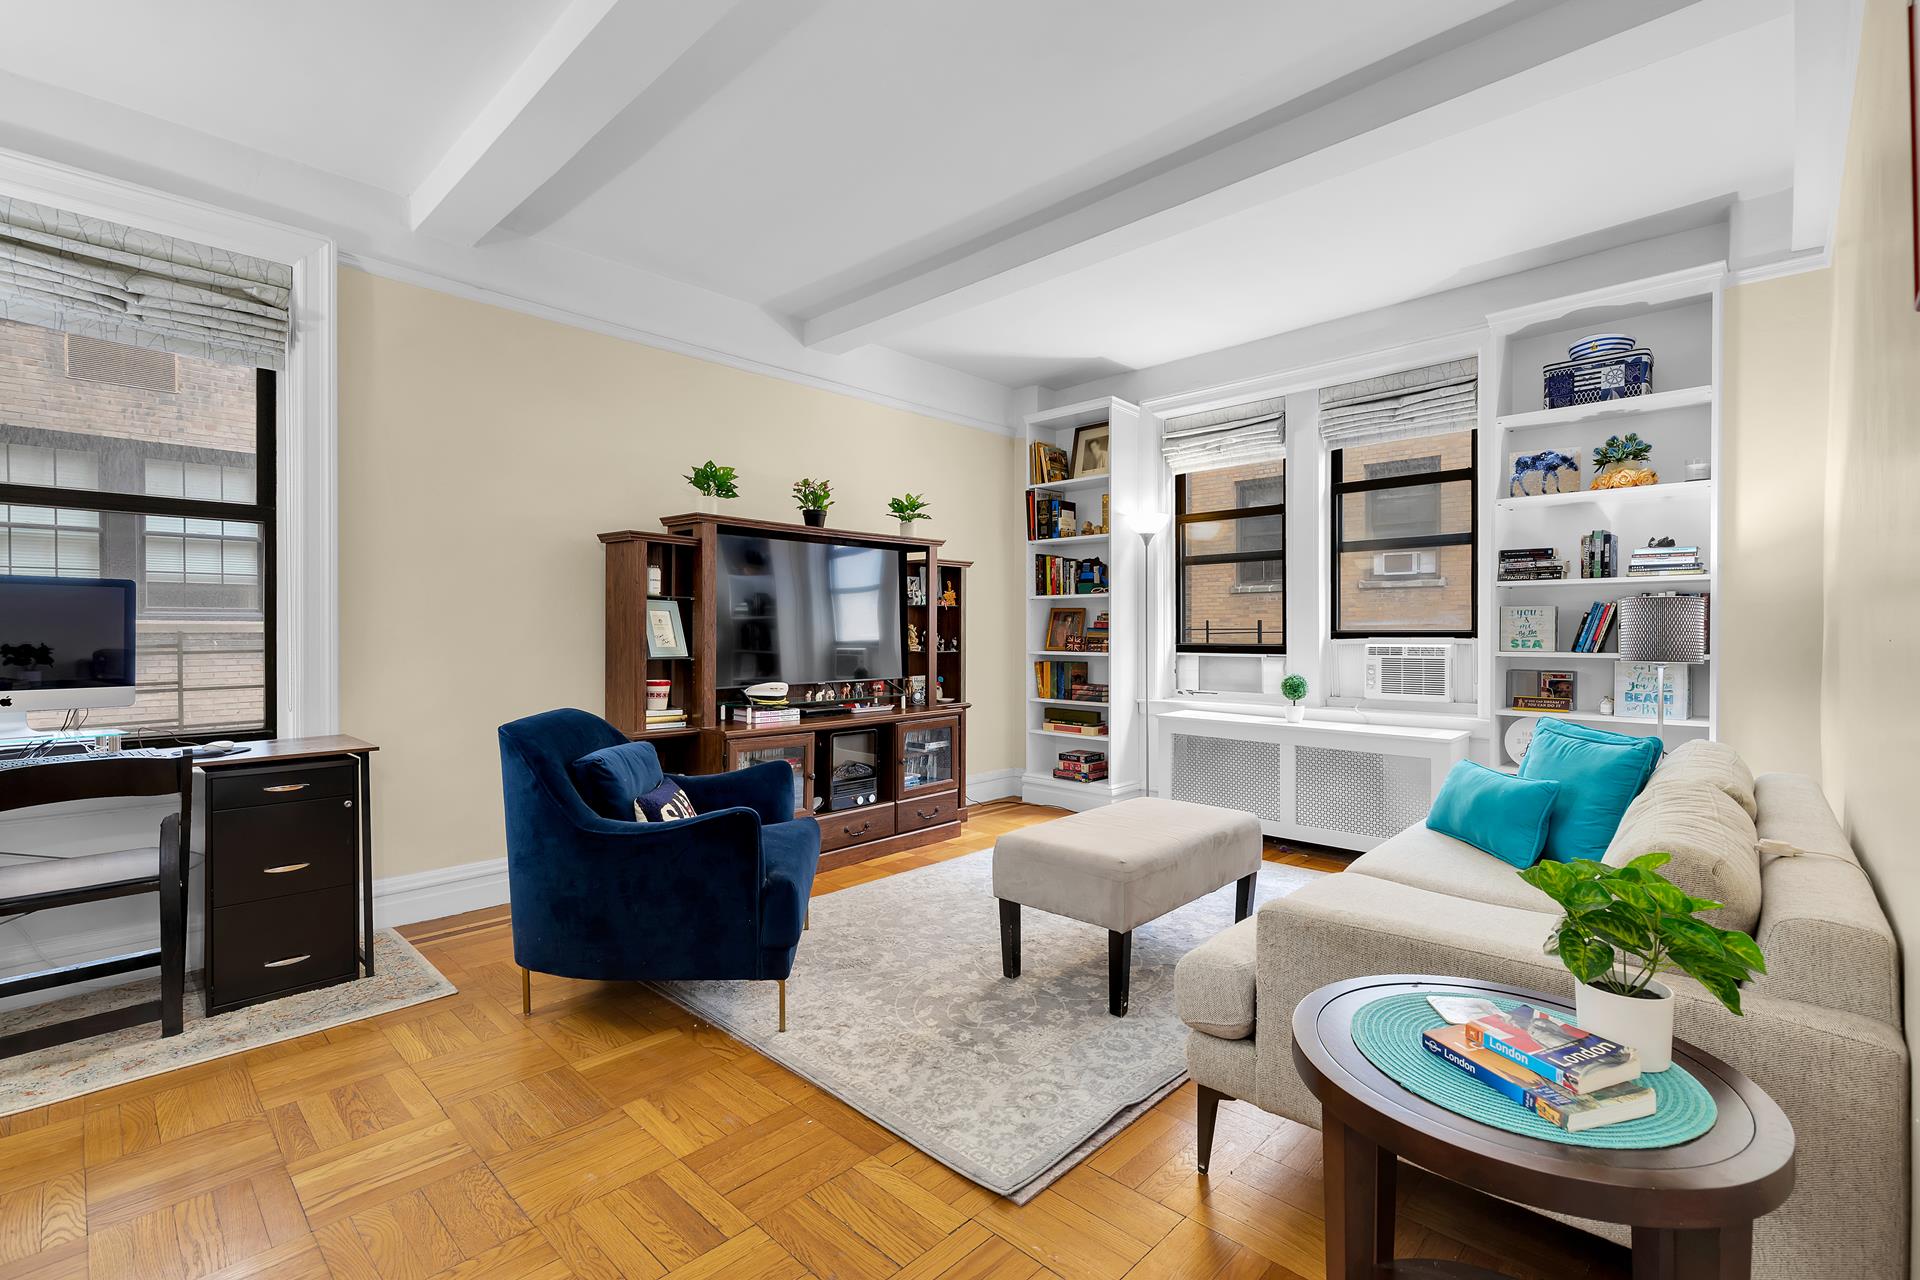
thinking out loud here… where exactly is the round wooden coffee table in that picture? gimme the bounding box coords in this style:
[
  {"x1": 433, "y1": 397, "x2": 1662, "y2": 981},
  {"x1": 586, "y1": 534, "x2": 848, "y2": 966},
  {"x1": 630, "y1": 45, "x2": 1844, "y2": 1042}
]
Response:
[{"x1": 1290, "y1": 976, "x2": 1795, "y2": 1280}]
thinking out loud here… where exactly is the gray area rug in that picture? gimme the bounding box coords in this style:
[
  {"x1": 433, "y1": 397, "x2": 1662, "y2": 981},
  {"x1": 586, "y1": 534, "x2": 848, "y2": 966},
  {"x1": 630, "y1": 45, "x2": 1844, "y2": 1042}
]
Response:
[
  {"x1": 0, "y1": 929, "x2": 455, "y2": 1116},
  {"x1": 653, "y1": 850, "x2": 1320, "y2": 1198}
]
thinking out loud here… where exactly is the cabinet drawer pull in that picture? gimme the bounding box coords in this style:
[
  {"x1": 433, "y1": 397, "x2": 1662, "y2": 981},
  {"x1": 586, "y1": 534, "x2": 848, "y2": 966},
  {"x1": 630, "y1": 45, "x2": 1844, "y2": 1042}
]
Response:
[
  {"x1": 845, "y1": 821, "x2": 870, "y2": 836},
  {"x1": 916, "y1": 806, "x2": 940, "y2": 821},
  {"x1": 263, "y1": 783, "x2": 309, "y2": 794},
  {"x1": 262, "y1": 862, "x2": 311, "y2": 875},
  {"x1": 263, "y1": 954, "x2": 311, "y2": 969}
]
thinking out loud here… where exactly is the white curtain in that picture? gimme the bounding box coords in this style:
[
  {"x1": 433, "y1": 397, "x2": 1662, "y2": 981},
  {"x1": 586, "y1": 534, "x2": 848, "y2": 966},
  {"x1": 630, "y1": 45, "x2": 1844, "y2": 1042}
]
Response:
[
  {"x1": 1160, "y1": 396, "x2": 1285, "y2": 475},
  {"x1": 0, "y1": 196, "x2": 290, "y2": 370},
  {"x1": 1318, "y1": 357, "x2": 1478, "y2": 446}
]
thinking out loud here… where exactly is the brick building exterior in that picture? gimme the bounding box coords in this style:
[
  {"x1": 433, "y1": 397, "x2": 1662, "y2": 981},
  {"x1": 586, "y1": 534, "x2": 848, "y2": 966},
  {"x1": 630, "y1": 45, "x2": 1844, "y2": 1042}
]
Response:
[{"x1": 0, "y1": 318, "x2": 266, "y2": 734}]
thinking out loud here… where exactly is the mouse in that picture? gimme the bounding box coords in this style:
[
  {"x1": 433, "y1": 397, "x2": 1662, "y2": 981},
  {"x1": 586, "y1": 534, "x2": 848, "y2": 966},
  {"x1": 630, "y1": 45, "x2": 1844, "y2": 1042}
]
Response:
[{"x1": 203, "y1": 740, "x2": 237, "y2": 753}]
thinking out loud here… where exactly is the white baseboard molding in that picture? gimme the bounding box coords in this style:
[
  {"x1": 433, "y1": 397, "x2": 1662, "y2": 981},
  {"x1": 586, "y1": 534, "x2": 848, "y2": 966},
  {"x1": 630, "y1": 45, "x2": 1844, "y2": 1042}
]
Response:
[
  {"x1": 964, "y1": 768, "x2": 1022, "y2": 804},
  {"x1": 373, "y1": 857, "x2": 510, "y2": 930}
]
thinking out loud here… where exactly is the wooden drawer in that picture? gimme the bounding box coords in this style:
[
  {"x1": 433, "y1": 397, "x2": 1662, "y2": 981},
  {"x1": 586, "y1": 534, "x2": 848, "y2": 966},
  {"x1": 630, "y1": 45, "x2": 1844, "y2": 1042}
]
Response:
[
  {"x1": 209, "y1": 884, "x2": 357, "y2": 1010},
  {"x1": 208, "y1": 796, "x2": 357, "y2": 908},
  {"x1": 209, "y1": 760, "x2": 357, "y2": 812},
  {"x1": 818, "y1": 803, "x2": 895, "y2": 851},
  {"x1": 897, "y1": 789, "x2": 960, "y2": 834}
]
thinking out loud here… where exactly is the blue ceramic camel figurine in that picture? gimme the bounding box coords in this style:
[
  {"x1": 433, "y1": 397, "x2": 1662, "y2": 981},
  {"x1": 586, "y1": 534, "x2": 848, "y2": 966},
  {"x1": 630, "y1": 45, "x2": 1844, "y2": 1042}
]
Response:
[{"x1": 1509, "y1": 450, "x2": 1578, "y2": 496}]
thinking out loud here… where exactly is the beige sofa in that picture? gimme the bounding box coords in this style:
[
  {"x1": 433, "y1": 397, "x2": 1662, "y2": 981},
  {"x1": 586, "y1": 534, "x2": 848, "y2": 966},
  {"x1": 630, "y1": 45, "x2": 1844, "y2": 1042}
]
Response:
[{"x1": 1174, "y1": 741, "x2": 1908, "y2": 1278}]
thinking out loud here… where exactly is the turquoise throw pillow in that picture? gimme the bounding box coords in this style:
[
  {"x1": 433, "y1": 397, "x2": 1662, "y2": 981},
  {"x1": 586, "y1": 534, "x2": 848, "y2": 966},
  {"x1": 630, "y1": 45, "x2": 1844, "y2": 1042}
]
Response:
[
  {"x1": 1517, "y1": 718, "x2": 1663, "y2": 862},
  {"x1": 1426, "y1": 761, "x2": 1561, "y2": 868}
]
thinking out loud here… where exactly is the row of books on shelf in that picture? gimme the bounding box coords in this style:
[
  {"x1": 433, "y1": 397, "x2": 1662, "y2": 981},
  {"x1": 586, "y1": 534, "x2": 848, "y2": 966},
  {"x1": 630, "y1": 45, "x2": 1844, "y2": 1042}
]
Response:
[
  {"x1": 1422, "y1": 995, "x2": 1654, "y2": 1133},
  {"x1": 1034, "y1": 660, "x2": 1090, "y2": 700},
  {"x1": 1027, "y1": 488, "x2": 1110, "y2": 539},
  {"x1": 1497, "y1": 548, "x2": 1568, "y2": 581},
  {"x1": 1034, "y1": 554, "x2": 1108, "y2": 596},
  {"x1": 1567, "y1": 600, "x2": 1617, "y2": 652},
  {"x1": 1052, "y1": 749, "x2": 1107, "y2": 784},
  {"x1": 1043, "y1": 706, "x2": 1107, "y2": 736},
  {"x1": 1028, "y1": 442, "x2": 1070, "y2": 485},
  {"x1": 1629, "y1": 544, "x2": 1705, "y2": 576}
]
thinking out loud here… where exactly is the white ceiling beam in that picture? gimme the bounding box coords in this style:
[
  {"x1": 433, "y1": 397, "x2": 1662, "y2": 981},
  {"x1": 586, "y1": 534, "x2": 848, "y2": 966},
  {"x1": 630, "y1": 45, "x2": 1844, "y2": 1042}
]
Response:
[
  {"x1": 409, "y1": 0, "x2": 743, "y2": 245},
  {"x1": 798, "y1": 0, "x2": 1782, "y2": 354},
  {"x1": 1789, "y1": 0, "x2": 1866, "y2": 252}
]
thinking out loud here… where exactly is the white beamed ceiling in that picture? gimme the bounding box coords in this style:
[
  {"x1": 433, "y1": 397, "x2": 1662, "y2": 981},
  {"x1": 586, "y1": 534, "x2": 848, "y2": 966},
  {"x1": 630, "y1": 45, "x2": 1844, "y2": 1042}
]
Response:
[{"x1": 0, "y1": 0, "x2": 1835, "y2": 416}]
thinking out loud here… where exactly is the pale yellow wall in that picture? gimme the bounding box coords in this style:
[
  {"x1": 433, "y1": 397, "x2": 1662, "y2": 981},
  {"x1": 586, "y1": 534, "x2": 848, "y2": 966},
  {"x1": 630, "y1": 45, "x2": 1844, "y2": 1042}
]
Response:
[
  {"x1": 1818, "y1": 0, "x2": 1920, "y2": 1247},
  {"x1": 1719, "y1": 268, "x2": 1831, "y2": 777},
  {"x1": 337, "y1": 268, "x2": 1020, "y2": 878}
]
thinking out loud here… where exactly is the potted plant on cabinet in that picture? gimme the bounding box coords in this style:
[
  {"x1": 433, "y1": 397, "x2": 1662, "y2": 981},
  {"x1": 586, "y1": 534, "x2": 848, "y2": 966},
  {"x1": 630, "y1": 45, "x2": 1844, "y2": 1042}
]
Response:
[
  {"x1": 1280, "y1": 673, "x2": 1308, "y2": 723},
  {"x1": 685, "y1": 460, "x2": 739, "y2": 513},
  {"x1": 1516, "y1": 852, "x2": 1766, "y2": 1070},
  {"x1": 793, "y1": 477, "x2": 834, "y2": 527},
  {"x1": 887, "y1": 493, "x2": 932, "y2": 535}
]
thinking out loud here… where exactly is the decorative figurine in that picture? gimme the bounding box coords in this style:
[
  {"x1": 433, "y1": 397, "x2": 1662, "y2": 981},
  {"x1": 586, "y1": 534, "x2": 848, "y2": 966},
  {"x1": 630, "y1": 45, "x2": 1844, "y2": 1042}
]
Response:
[{"x1": 940, "y1": 583, "x2": 958, "y2": 608}]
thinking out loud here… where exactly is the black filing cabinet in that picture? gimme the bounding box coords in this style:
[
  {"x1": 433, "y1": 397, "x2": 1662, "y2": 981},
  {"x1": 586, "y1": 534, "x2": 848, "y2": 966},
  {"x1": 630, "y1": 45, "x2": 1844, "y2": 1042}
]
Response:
[{"x1": 203, "y1": 756, "x2": 366, "y2": 1014}]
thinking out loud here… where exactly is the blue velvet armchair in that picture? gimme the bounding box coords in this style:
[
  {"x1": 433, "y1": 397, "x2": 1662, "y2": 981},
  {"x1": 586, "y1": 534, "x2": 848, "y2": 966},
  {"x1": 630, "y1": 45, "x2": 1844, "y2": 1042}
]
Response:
[{"x1": 498, "y1": 708, "x2": 821, "y2": 1029}]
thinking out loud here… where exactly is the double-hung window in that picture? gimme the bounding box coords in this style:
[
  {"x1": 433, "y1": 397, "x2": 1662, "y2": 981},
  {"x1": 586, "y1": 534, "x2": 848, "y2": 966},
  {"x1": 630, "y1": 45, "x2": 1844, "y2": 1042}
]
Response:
[
  {"x1": 0, "y1": 319, "x2": 276, "y2": 740},
  {"x1": 1175, "y1": 459, "x2": 1286, "y2": 652}
]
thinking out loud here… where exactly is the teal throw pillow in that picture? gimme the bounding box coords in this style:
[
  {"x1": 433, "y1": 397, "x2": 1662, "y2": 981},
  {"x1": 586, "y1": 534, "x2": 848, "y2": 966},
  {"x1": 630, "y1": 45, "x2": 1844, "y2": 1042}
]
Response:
[
  {"x1": 1425, "y1": 760, "x2": 1561, "y2": 868},
  {"x1": 1517, "y1": 718, "x2": 1663, "y2": 862}
]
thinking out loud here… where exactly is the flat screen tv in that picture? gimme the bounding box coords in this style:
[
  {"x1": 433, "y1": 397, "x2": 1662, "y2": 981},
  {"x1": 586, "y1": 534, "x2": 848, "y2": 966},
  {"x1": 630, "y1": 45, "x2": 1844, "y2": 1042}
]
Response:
[{"x1": 715, "y1": 534, "x2": 904, "y2": 687}]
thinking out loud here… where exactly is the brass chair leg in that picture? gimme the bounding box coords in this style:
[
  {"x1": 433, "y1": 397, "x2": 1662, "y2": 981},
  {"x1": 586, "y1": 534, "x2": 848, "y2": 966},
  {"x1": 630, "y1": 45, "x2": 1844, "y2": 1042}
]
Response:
[
  {"x1": 777, "y1": 979, "x2": 787, "y2": 1033},
  {"x1": 521, "y1": 966, "x2": 532, "y2": 1018}
]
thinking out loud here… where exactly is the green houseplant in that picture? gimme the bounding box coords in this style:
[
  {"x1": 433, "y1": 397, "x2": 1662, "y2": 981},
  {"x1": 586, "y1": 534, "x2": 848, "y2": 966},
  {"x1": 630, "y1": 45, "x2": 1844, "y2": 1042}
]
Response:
[
  {"x1": 792, "y1": 477, "x2": 834, "y2": 527},
  {"x1": 1280, "y1": 673, "x2": 1308, "y2": 724},
  {"x1": 685, "y1": 460, "x2": 739, "y2": 513},
  {"x1": 887, "y1": 493, "x2": 932, "y2": 535},
  {"x1": 1517, "y1": 852, "x2": 1766, "y2": 1070}
]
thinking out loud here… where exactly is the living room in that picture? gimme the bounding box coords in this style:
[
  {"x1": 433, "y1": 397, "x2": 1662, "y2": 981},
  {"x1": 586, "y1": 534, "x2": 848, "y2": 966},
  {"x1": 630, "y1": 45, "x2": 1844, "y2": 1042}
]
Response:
[{"x1": 0, "y1": 2, "x2": 1911, "y2": 1277}]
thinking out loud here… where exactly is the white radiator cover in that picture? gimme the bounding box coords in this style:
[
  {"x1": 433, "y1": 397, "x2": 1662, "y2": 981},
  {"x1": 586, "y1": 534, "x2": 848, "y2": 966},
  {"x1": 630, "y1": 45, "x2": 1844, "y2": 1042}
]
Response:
[{"x1": 1155, "y1": 710, "x2": 1469, "y2": 851}]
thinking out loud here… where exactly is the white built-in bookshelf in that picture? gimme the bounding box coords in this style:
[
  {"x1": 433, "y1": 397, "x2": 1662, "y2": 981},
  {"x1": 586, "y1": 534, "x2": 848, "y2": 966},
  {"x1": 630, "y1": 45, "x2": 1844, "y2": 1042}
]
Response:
[
  {"x1": 1483, "y1": 265, "x2": 1722, "y2": 768},
  {"x1": 1019, "y1": 397, "x2": 1144, "y2": 809}
]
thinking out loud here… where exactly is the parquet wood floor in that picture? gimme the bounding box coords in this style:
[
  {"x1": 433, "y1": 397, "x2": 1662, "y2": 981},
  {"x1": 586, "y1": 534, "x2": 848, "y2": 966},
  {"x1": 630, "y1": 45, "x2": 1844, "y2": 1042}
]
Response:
[{"x1": 0, "y1": 801, "x2": 1629, "y2": 1279}]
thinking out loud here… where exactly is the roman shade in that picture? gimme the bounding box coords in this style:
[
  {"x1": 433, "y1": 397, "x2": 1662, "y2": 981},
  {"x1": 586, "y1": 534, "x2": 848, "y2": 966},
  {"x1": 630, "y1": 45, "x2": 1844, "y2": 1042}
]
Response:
[
  {"x1": 1318, "y1": 357, "x2": 1478, "y2": 446},
  {"x1": 0, "y1": 196, "x2": 290, "y2": 369},
  {"x1": 1160, "y1": 396, "x2": 1285, "y2": 475}
]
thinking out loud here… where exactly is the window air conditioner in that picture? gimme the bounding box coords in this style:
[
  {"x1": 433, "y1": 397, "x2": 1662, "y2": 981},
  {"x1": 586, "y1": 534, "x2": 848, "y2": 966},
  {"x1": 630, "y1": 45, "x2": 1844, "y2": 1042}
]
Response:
[
  {"x1": 1372, "y1": 551, "x2": 1437, "y2": 577},
  {"x1": 1363, "y1": 643, "x2": 1453, "y2": 702}
]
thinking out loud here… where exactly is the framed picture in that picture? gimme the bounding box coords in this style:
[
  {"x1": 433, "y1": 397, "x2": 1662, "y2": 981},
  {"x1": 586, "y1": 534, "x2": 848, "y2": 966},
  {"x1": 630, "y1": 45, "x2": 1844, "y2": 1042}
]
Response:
[
  {"x1": 645, "y1": 598, "x2": 689, "y2": 659},
  {"x1": 1069, "y1": 421, "x2": 1111, "y2": 478},
  {"x1": 1045, "y1": 606, "x2": 1086, "y2": 651}
]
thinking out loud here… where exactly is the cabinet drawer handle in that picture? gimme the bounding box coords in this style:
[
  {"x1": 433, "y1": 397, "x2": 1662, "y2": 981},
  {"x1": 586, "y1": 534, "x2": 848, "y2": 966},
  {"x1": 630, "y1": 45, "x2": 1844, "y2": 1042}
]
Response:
[
  {"x1": 263, "y1": 783, "x2": 309, "y2": 794},
  {"x1": 262, "y1": 862, "x2": 311, "y2": 875},
  {"x1": 845, "y1": 821, "x2": 870, "y2": 836},
  {"x1": 916, "y1": 807, "x2": 940, "y2": 821},
  {"x1": 263, "y1": 954, "x2": 311, "y2": 969}
]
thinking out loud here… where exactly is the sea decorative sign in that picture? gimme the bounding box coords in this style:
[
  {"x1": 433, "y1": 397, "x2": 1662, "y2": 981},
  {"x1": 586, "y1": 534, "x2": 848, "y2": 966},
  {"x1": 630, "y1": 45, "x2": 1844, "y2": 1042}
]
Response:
[{"x1": 1499, "y1": 605, "x2": 1557, "y2": 651}]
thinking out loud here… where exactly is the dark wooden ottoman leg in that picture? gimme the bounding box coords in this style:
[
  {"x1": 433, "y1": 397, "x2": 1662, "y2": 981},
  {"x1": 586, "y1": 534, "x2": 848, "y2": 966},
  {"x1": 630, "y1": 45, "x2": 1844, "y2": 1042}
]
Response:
[
  {"x1": 1108, "y1": 930, "x2": 1132, "y2": 1016},
  {"x1": 1196, "y1": 1084, "x2": 1226, "y2": 1173},
  {"x1": 1323, "y1": 1110, "x2": 1396, "y2": 1279},
  {"x1": 998, "y1": 899, "x2": 1021, "y2": 979},
  {"x1": 1632, "y1": 1224, "x2": 1752, "y2": 1280},
  {"x1": 1234, "y1": 872, "x2": 1256, "y2": 922}
]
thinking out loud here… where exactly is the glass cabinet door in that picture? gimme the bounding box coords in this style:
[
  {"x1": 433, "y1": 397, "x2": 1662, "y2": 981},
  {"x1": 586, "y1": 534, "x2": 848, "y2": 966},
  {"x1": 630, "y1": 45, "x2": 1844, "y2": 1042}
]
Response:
[
  {"x1": 899, "y1": 718, "x2": 957, "y2": 795},
  {"x1": 728, "y1": 734, "x2": 814, "y2": 817}
]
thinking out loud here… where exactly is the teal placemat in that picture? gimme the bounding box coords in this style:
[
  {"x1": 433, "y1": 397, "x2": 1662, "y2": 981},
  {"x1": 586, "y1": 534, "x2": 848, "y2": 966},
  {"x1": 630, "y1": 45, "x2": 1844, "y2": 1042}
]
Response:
[{"x1": 1351, "y1": 991, "x2": 1716, "y2": 1149}]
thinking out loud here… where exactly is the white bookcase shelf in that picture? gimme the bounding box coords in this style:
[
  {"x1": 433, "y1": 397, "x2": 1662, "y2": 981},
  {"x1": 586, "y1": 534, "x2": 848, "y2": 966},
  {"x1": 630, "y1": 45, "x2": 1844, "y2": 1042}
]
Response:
[
  {"x1": 1020, "y1": 397, "x2": 1142, "y2": 809},
  {"x1": 1484, "y1": 264, "x2": 1723, "y2": 767}
]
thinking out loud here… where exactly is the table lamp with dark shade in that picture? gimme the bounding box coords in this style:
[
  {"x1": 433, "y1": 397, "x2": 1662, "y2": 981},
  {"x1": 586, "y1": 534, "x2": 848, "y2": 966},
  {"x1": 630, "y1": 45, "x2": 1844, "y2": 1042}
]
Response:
[{"x1": 1616, "y1": 592, "x2": 1709, "y2": 740}]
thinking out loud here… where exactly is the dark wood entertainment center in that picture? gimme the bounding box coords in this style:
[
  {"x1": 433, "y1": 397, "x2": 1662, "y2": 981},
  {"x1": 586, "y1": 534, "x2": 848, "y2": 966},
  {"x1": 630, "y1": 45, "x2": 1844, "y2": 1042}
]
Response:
[{"x1": 599, "y1": 514, "x2": 969, "y2": 871}]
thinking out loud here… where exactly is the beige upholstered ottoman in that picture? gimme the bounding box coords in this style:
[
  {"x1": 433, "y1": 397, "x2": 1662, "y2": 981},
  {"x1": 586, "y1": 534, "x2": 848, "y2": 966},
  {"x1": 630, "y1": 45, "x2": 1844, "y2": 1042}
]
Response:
[{"x1": 992, "y1": 797, "x2": 1262, "y2": 1016}]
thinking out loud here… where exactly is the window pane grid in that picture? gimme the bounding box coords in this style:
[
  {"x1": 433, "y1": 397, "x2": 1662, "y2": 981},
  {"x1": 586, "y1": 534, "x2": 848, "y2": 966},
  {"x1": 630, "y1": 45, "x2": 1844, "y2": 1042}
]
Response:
[
  {"x1": 1331, "y1": 429, "x2": 1477, "y2": 638},
  {"x1": 1176, "y1": 457, "x2": 1286, "y2": 653}
]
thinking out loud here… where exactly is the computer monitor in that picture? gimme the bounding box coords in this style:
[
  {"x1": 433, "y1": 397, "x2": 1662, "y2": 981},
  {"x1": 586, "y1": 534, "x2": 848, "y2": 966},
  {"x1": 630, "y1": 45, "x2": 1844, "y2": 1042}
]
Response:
[{"x1": 0, "y1": 576, "x2": 138, "y2": 737}]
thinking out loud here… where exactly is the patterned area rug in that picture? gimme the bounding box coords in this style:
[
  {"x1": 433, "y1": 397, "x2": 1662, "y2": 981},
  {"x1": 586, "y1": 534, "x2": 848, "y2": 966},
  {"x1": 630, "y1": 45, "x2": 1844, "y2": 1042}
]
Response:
[
  {"x1": 653, "y1": 849, "x2": 1320, "y2": 1199},
  {"x1": 0, "y1": 929, "x2": 455, "y2": 1116}
]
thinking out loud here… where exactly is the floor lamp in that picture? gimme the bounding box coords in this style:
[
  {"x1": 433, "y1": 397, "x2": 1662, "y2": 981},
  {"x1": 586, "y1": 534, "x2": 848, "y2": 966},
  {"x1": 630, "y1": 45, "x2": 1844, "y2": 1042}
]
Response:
[
  {"x1": 1130, "y1": 511, "x2": 1170, "y2": 798},
  {"x1": 1616, "y1": 592, "x2": 1708, "y2": 742}
]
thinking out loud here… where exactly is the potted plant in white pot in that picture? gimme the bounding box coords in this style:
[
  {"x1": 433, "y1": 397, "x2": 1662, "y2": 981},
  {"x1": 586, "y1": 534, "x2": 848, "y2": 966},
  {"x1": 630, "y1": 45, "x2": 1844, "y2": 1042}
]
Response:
[
  {"x1": 887, "y1": 492, "x2": 931, "y2": 536},
  {"x1": 685, "y1": 460, "x2": 739, "y2": 513},
  {"x1": 1516, "y1": 852, "x2": 1766, "y2": 1070},
  {"x1": 1280, "y1": 673, "x2": 1308, "y2": 723}
]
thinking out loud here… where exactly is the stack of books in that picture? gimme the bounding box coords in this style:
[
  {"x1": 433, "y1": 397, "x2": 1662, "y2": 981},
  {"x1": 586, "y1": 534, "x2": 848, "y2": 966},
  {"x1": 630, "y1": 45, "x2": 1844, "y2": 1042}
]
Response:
[
  {"x1": 1053, "y1": 749, "x2": 1108, "y2": 784},
  {"x1": 1580, "y1": 529, "x2": 1621, "y2": 579},
  {"x1": 1421, "y1": 996, "x2": 1654, "y2": 1133},
  {"x1": 1028, "y1": 443, "x2": 1069, "y2": 485},
  {"x1": 1497, "y1": 548, "x2": 1567, "y2": 581},
  {"x1": 1034, "y1": 554, "x2": 1108, "y2": 595},
  {"x1": 1027, "y1": 489, "x2": 1074, "y2": 539},
  {"x1": 1068, "y1": 681, "x2": 1109, "y2": 702},
  {"x1": 1567, "y1": 600, "x2": 1617, "y2": 652},
  {"x1": 1043, "y1": 706, "x2": 1107, "y2": 736},
  {"x1": 1034, "y1": 660, "x2": 1090, "y2": 699},
  {"x1": 729, "y1": 705, "x2": 799, "y2": 727},
  {"x1": 1628, "y1": 544, "x2": 1706, "y2": 577},
  {"x1": 646, "y1": 707, "x2": 689, "y2": 730}
]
